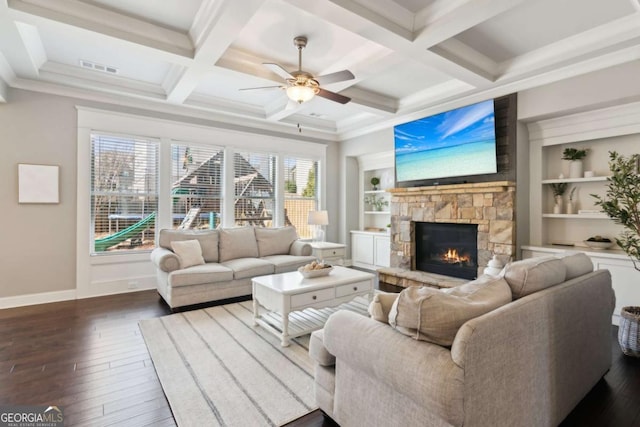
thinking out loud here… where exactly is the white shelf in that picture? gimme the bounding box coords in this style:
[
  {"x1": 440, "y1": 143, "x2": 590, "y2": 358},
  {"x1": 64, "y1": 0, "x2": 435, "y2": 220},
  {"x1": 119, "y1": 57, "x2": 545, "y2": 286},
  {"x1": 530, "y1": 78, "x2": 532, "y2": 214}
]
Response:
[
  {"x1": 364, "y1": 211, "x2": 390, "y2": 215},
  {"x1": 542, "y1": 213, "x2": 609, "y2": 219},
  {"x1": 541, "y1": 176, "x2": 609, "y2": 184},
  {"x1": 363, "y1": 189, "x2": 388, "y2": 194}
]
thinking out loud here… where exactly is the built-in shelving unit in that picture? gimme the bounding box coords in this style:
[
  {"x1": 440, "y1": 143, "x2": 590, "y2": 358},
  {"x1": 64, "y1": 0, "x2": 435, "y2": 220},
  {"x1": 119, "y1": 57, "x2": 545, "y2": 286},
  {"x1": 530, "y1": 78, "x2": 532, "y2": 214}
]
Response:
[
  {"x1": 351, "y1": 151, "x2": 394, "y2": 270},
  {"x1": 526, "y1": 102, "x2": 640, "y2": 324}
]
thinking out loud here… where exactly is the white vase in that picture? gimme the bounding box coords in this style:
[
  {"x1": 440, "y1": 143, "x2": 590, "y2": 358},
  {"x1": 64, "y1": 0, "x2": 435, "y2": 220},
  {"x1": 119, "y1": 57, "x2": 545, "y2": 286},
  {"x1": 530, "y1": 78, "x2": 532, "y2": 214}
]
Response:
[
  {"x1": 553, "y1": 195, "x2": 563, "y2": 214},
  {"x1": 569, "y1": 160, "x2": 583, "y2": 179},
  {"x1": 566, "y1": 201, "x2": 574, "y2": 215}
]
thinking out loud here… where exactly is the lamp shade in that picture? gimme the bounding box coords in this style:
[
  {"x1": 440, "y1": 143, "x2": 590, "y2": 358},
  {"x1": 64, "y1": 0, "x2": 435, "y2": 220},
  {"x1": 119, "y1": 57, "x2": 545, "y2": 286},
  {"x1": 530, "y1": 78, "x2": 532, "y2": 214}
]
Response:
[
  {"x1": 307, "y1": 210, "x2": 329, "y2": 226},
  {"x1": 286, "y1": 84, "x2": 317, "y2": 104}
]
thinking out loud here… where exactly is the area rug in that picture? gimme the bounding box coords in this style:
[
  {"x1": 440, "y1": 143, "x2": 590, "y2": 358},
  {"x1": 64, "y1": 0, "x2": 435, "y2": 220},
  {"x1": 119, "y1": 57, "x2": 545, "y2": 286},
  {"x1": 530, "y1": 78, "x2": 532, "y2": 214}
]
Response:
[{"x1": 139, "y1": 300, "x2": 319, "y2": 427}]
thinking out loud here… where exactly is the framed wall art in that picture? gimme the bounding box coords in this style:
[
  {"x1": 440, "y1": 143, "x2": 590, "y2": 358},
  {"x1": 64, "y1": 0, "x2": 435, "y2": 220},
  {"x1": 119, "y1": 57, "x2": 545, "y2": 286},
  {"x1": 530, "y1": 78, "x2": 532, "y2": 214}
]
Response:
[{"x1": 18, "y1": 163, "x2": 60, "y2": 204}]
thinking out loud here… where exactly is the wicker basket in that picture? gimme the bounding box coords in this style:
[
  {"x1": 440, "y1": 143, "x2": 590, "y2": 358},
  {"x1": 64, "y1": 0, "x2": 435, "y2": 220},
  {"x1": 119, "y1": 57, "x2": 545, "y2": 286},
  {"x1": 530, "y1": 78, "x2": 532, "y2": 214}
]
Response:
[{"x1": 618, "y1": 306, "x2": 640, "y2": 357}]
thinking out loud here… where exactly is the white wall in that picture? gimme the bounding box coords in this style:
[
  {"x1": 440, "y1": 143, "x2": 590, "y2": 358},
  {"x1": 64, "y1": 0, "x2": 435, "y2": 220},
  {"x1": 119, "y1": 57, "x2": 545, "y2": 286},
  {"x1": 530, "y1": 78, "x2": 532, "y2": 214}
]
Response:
[{"x1": 0, "y1": 88, "x2": 337, "y2": 306}]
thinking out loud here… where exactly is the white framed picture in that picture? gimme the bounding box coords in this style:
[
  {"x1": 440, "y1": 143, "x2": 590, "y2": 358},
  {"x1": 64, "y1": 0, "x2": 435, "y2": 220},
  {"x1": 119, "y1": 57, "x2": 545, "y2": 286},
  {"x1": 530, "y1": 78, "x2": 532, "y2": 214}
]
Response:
[{"x1": 18, "y1": 164, "x2": 60, "y2": 204}]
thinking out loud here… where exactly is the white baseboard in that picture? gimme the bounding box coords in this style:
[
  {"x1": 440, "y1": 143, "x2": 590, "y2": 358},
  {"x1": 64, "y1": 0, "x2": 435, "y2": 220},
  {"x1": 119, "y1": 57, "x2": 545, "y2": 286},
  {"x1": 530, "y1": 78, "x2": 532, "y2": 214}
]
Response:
[
  {"x1": 0, "y1": 289, "x2": 77, "y2": 310},
  {"x1": 0, "y1": 275, "x2": 156, "y2": 309}
]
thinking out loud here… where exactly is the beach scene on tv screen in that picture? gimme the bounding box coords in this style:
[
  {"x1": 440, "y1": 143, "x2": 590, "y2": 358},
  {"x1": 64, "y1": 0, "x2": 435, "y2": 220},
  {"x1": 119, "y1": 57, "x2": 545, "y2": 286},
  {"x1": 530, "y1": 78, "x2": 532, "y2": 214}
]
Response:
[{"x1": 394, "y1": 99, "x2": 497, "y2": 182}]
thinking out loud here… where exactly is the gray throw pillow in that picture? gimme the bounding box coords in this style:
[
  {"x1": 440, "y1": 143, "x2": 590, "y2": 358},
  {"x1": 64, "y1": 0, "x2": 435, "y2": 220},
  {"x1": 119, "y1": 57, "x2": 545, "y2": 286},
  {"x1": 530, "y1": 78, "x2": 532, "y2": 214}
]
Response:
[{"x1": 389, "y1": 275, "x2": 512, "y2": 346}]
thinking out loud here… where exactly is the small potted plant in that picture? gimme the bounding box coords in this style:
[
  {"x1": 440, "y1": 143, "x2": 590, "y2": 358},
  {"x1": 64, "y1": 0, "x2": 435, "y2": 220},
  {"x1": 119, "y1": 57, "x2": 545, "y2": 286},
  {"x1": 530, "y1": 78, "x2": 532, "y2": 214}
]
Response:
[
  {"x1": 566, "y1": 186, "x2": 577, "y2": 214},
  {"x1": 592, "y1": 151, "x2": 640, "y2": 357},
  {"x1": 562, "y1": 148, "x2": 588, "y2": 178},
  {"x1": 364, "y1": 195, "x2": 388, "y2": 211},
  {"x1": 370, "y1": 176, "x2": 380, "y2": 191},
  {"x1": 550, "y1": 182, "x2": 567, "y2": 214}
]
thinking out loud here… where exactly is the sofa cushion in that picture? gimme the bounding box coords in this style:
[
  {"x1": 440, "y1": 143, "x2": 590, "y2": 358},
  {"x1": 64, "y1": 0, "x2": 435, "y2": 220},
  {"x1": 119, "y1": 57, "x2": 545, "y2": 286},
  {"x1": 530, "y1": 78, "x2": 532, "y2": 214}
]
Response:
[
  {"x1": 221, "y1": 258, "x2": 274, "y2": 280},
  {"x1": 168, "y1": 263, "x2": 234, "y2": 288},
  {"x1": 159, "y1": 229, "x2": 219, "y2": 263},
  {"x1": 255, "y1": 226, "x2": 299, "y2": 257},
  {"x1": 260, "y1": 254, "x2": 316, "y2": 273},
  {"x1": 389, "y1": 275, "x2": 512, "y2": 346},
  {"x1": 368, "y1": 292, "x2": 400, "y2": 324},
  {"x1": 170, "y1": 240, "x2": 205, "y2": 269},
  {"x1": 502, "y1": 256, "x2": 567, "y2": 299},
  {"x1": 218, "y1": 227, "x2": 259, "y2": 262},
  {"x1": 556, "y1": 252, "x2": 594, "y2": 280}
]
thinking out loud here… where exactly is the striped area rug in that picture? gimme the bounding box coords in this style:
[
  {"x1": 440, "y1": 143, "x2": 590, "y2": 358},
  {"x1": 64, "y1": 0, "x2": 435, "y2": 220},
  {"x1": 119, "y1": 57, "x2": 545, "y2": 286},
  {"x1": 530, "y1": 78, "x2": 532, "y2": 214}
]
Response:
[{"x1": 139, "y1": 300, "x2": 319, "y2": 427}]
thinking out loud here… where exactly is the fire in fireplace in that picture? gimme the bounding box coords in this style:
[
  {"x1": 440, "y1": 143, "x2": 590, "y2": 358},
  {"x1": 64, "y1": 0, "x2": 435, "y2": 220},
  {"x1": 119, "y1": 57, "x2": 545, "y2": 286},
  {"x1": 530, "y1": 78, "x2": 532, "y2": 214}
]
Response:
[{"x1": 414, "y1": 222, "x2": 478, "y2": 280}]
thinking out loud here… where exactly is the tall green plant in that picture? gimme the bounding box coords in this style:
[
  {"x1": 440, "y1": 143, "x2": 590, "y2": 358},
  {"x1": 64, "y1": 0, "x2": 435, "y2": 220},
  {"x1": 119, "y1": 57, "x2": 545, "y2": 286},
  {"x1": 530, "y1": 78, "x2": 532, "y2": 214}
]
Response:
[{"x1": 592, "y1": 151, "x2": 640, "y2": 271}]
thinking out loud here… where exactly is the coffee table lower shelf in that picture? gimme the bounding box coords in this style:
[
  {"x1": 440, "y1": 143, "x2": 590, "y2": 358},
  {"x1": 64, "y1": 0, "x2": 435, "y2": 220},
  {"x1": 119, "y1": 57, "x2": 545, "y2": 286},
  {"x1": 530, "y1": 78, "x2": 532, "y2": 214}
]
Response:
[{"x1": 254, "y1": 296, "x2": 370, "y2": 344}]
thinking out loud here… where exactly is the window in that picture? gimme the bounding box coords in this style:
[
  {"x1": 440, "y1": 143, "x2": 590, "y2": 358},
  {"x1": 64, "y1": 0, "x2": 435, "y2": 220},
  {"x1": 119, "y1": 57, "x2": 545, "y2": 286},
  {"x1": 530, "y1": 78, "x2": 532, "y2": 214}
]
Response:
[
  {"x1": 284, "y1": 157, "x2": 318, "y2": 239},
  {"x1": 90, "y1": 134, "x2": 158, "y2": 254},
  {"x1": 234, "y1": 151, "x2": 276, "y2": 227},
  {"x1": 170, "y1": 143, "x2": 224, "y2": 230}
]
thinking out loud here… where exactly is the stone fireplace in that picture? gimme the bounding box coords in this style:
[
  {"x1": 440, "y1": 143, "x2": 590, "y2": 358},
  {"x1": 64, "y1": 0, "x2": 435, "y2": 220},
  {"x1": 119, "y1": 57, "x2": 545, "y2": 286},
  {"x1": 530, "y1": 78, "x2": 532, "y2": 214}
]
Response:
[
  {"x1": 379, "y1": 181, "x2": 516, "y2": 289},
  {"x1": 415, "y1": 222, "x2": 478, "y2": 280}
]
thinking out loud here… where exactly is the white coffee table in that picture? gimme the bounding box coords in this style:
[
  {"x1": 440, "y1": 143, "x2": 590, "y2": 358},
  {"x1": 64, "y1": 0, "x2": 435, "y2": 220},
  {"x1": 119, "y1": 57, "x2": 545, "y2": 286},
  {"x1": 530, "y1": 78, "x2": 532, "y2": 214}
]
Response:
[{"x1": 252, "y1": 266, "x2": 375, "y2": 346}]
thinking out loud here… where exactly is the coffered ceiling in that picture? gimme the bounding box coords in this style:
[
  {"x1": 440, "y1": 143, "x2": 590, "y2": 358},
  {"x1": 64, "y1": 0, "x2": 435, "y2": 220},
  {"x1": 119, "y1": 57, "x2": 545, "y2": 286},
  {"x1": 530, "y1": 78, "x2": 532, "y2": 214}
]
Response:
[{"x1": 1, "y1": 0, "x2": 639, "y2": 140}]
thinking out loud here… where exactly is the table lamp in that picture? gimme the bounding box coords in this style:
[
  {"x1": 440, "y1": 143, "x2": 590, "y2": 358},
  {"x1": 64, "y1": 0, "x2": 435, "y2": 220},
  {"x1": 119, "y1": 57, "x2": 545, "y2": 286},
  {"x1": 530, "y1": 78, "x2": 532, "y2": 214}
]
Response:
[{"x1": 307, "y1": 210, "x2": 329, "y2": 242}]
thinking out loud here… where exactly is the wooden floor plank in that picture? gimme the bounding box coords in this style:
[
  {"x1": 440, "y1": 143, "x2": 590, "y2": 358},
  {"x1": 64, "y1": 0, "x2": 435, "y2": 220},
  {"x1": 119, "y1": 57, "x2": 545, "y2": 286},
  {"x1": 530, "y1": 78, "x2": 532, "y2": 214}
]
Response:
[{"x1": 1, "y1": 289, "x2": 640, "y2": 427}]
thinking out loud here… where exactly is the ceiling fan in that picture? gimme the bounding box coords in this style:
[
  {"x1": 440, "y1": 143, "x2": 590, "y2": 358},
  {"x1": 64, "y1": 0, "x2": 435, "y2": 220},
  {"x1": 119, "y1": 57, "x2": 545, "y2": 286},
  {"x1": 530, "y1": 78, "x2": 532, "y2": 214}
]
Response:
[{"x1": 240, "y1": 36, "x2": 355, "y2": 105}]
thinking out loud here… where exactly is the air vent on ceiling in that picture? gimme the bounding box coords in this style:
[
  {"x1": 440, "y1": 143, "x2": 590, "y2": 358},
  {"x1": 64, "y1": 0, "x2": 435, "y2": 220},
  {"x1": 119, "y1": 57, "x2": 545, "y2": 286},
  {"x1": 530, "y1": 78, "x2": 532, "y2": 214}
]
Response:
[{"x1": 79, "y1": 59, "x2": 119, "y2": 75}]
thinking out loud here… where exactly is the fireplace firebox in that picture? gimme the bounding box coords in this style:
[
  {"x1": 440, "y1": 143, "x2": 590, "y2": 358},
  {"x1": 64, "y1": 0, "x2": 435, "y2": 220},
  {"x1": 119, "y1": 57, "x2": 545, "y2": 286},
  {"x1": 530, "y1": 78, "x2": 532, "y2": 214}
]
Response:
[{"x1": 414, "y1": 222, "x2": 478, "y2": 280}]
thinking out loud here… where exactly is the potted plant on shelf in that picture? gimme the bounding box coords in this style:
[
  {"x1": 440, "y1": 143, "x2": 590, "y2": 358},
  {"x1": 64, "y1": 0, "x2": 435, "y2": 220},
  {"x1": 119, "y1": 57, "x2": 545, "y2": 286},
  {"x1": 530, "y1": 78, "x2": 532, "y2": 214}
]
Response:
[
  {"x1": 370, "y1": 176, "x2": 380, "y2": 191},
  {"x1": 551, "y1": 182, "x2": 567, "y2": 214},
  {"x1": 364, "y1": 195, "x2": 388, "y2": 211},
  {"x1": 562, "y1": 147, "x2": 588, "y2": 178},
  {"x1": 592, "y1": 151, "x2": 640, "y2": 357},
  {"x1": 566, "y1": 186, "x2": 577, "y2": 214}
]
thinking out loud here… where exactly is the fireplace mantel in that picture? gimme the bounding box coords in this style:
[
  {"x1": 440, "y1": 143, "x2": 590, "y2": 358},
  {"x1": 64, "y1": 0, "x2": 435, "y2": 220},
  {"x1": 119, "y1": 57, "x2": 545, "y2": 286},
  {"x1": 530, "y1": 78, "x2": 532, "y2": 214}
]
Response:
[{"x1": 388, "y1": 181, "x2": 516, "y2": 280}]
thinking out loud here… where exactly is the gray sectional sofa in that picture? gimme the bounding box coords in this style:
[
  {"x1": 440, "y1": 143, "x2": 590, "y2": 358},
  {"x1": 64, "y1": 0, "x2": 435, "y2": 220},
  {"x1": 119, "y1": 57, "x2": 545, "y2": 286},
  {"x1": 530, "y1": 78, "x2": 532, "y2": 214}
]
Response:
[
  {"x1": 310, "y1": 253, "x2": 615, "y2": 427},
  {"x1": 150, "y1": 226, "x2": 315, "y2": 309}
]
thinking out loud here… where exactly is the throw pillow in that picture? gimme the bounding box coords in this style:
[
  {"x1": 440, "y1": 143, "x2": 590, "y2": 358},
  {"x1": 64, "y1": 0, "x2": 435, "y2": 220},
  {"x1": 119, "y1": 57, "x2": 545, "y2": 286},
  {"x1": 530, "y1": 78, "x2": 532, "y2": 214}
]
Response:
[
  {"x1": 501, "y1": 256, "x2": 566, "y2": 299},
  {"x1": 368, "y1": 292, "x2": 400, "y2": 324},
  {"x1": 255, "y1": 226, "x2": 298, "y2": 256},
  {"x1": 388, "y1": 275, "x2": 512, "y2": 346},
  {"x1": 218, "y1": 227, "x2": 259, "y2": 262},
  {"x1": 170, "y1": 239, "x2": 205, "y2": 269}
]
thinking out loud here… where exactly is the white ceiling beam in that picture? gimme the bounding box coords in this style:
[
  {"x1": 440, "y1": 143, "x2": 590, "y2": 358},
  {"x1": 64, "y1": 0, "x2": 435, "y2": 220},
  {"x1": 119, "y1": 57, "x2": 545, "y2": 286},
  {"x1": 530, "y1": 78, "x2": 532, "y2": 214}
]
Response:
[
  {"x1": 413, "y1": 0, "x2": 526, "y2": 47},
  {"x1": 165, "y1": 0, "x2": 266, "y2": 104},
  {"x1": 497, "y1": 13, "x2": 640, "y2": 80},
  {"x1": 0, "y1": 1, "x2": 41, "y2": 78},
  {"x1": 8, "y1": 0, "x2": 193, "y2": 57},
  {"x1": 283, "y1": 0, "x2": 493, "y2": 87}
]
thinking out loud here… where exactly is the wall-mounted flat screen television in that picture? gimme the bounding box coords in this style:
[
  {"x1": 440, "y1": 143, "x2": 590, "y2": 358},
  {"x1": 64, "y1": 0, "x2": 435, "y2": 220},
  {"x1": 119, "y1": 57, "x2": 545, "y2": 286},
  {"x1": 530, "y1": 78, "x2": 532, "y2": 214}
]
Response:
[{"x1": 394, "y1": 99, "x2": 498, "y2": 186}]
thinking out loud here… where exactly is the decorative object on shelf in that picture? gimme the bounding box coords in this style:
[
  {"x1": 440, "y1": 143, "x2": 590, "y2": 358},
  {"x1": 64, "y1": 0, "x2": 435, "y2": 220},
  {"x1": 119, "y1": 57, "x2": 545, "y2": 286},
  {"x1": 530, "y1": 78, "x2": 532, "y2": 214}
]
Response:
[
  {"x1": 592, "y1": 151, "x2": 640, "y2": 271},
  {"x1": 562, "y1": 148, "x2": 588, "y2": 178},
  {"x1": 618, "y1": 306, "x2": 640, "y2": 358},
  {"x1": 364, "y1": 194, "x2": 388, "y2": 211},
  {"x1": 370, "y1": 176, "x2": 380, "y2": 191},
  {"x1": 584, "y1": 170, "x2": 595, "y2": 178},
  {"x1": 308, "y1": 210, "x2": 329, "y2": 242},
  {"x1": 566, "y1": 186, "x2": 577, "y2": 214},
  {"x1": 584, "y1": 236, "x2": 614, "y2": 249},
  {"x1": 483, "y1": 255, "x2": 505, "y2": 276},
  {"x1": 551, "y1": 182, "x2": 567, "y2": 214}
]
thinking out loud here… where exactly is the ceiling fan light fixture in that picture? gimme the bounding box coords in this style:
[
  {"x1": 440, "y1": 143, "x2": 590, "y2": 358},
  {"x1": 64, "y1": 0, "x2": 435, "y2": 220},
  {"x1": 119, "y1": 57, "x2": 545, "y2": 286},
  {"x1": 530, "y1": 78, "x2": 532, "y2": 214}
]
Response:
[{"x1": 286, "y1": 82, "x2": 319, "y2": 104}]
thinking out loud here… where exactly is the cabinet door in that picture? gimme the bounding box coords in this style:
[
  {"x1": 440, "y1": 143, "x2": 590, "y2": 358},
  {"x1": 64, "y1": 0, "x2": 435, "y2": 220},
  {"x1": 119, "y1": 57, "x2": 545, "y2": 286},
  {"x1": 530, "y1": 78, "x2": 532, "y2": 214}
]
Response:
[
  {"x1": 352, "y1": 234, "x2": 374, "y2": 265},
  {"x1": 374, "y1": 236, "x2": 390, "y2": 267}
]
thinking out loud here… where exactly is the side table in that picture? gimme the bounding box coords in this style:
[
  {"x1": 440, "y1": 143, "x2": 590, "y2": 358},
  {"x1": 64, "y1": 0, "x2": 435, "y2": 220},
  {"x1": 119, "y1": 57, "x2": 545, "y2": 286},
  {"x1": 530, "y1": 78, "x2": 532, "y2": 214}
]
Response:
[{"x1": 309, "y1": 241, "x2": 346, "y2": 265}]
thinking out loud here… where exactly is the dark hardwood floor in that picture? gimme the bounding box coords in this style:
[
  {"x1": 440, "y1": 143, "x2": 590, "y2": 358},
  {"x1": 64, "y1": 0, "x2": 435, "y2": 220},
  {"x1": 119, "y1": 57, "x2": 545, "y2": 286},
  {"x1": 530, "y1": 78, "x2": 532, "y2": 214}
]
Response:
[{"x1": 1, "y1": 289, "x2": 639, "y2": 427}]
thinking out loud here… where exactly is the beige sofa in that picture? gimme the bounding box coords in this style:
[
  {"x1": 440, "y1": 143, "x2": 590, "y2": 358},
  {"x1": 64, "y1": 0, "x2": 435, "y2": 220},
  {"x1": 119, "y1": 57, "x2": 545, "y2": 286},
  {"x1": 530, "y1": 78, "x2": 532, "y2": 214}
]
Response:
[
  {"x1": 150, "y1": 226, "x2": 315, "y2": 309},
  {"x1": 310, "y1": 253, "x2": 615, "y2": 427}
]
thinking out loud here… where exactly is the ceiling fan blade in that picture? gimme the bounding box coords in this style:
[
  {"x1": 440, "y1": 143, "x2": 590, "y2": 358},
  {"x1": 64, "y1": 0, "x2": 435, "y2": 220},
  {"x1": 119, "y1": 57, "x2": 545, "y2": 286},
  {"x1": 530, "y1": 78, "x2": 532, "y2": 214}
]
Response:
[
  {"x1": 317, "y1": 88, "x2": 351, "y2": 104},
  {"x1": 315, "y1": 70, "x2": 355, "y2": 85},
  {"x1": 239, "y1": 85, "x2": 283, "y2": 91},
  {"x1": 263, "y1": 63, "x2": 294, "y2": 79}
]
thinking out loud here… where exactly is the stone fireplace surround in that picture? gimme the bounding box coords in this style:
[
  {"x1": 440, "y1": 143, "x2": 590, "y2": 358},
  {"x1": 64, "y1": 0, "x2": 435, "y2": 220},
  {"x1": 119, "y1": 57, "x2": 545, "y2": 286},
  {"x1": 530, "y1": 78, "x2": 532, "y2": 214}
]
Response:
[{"x1": 379, "y1": 181, "x2": 516, "y2": 289}]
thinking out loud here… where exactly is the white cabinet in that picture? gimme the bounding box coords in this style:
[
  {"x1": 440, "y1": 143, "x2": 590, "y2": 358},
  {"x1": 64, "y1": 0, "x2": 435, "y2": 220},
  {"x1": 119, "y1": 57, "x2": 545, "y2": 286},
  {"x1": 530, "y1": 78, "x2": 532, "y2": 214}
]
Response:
[
  {"x1": 351, "y1": 231, "x2": 390, "y2": 270},
  {"x1": 522, "y1": 246, "x2": 640, "y2": 325}
]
